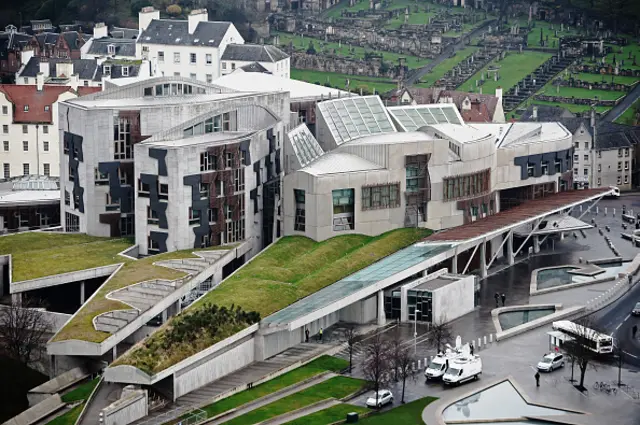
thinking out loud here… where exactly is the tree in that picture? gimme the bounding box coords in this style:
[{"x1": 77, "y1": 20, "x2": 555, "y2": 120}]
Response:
[
  {"x1": 0, "y1": 298, "x2": 51, "y2": 366},
  {"x1": 343, "y1": 324, "x2": 359, "y2": 374},
  {"x1": 428, "y1": 314, "x2": 453, "y2": 353},
  {"x1": 306, "y1": 41, "x2": 316, "y2": 55},
  {"x1": 166, "y1": 4, "x2": 182, "y2": 16},
  {"x1": 561, "y1": 315, "x2": 605, "y2": 391},
  {"x1": 393, "y1": 343, "x2": 416, "y2": 403},
  {"x1": 362, "y1": 333, "x2": 391, "y2": 409}
]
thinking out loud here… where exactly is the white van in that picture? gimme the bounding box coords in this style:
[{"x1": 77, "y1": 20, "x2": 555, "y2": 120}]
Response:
[
  {"x1": 442, "y1": 355, "x2": 482, "y2": 385},
  {"x1": 425, "y1": 350, "x2": 461, "y2": 380}
]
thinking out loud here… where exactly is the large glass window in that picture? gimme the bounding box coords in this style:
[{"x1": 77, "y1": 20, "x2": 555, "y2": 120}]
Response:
[
  {"x1": 406, "y1": 167, "x2": 420, "y2": 192},
  {"x1": 362, "y1": 183, "x2": 400, "y2": 210},
  {"x1": 114, "y1": 117, "x2": 132, "y2": 160},
  {"x1": 442, "y1": 169, "x2": 490, "y2": 201},
  {"x1": 332, "y1": 188, "x2": 355, "y2": 231},
  {"x1": 294, "y1": 189, "x2": 305, "y2": 232}
]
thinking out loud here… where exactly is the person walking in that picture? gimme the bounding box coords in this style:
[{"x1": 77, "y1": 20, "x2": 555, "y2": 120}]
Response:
[
  {"x1": 535, "y1": 371, "x2": 540, "y2": 387},
  {"x1": 319, "y1": 327, "x2": 323, "y2": 343},
  {"x1": 469, "y1": 341, "x2": 474, "y2": 356},
  {"x1": 494, "y1": 292, "x2": 500, "y2": 307},
  {"x1": 633, "y1": 325, "x2": 638, "y2": 339},
  {"x1": 501, "y1": 293, "x2": 506, "y2": 306},
  {"x1": 305, "y1": 327, "x2": 310, "y2": 343}
]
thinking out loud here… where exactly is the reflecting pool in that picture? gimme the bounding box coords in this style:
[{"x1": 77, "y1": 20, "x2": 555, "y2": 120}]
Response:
[
  {"x1": 536, "y1": 262, "x2": 628, "y2": 290},
  {"x1": 498, "y1": 308, "x2": 555, "y2": 330}
]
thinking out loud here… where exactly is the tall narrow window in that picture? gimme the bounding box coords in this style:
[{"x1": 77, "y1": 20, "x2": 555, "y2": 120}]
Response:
[
  {"x1": 114, "y1": 116, "x2": 132, "y2": 159},
  {"x1": 294, "y1": 189, "x2": 305, "y2": 231},
  {"x1": 332, "y1": 189, "x2": 355, "y2": 231}
]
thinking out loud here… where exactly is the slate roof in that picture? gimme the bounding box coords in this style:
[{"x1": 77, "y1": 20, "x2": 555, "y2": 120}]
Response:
[
  {"x1": 221, "y1": 44, "x2": 289, "y2": 62},
  {"x1": 138, "y1": 19, "x2": 231, "y2": 47},
  {"x1": 110, "y1": 27, "x2": 139, "y2": 40},
  {"x1": 520, "y1": 104, "x2": 576, "y2": 121},
  {"x1": 19, "y1": 57, "x2": 142, "y2": 81},
  {"x1": 87, "y1": 39, "x2": 137, "y2": 57},
  {"x1": 239, "y1": 62, "x2": 271, "y2": 73},
  {"x1": 35, "y1": 32, "x2": 59, "y2": 50},
  {"x1": 61, "y1": 31, "x2": 85, "y2": 51}
]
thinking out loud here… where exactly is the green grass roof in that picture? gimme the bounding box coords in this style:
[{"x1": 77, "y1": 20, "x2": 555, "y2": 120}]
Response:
[
  {"x1": 0, "y1": 233, "x2": 132, "y2": 282},
  {"x1": 117, "y1": 228, "x2": 431, "y2": 374},
  {"x1": 52, "y1": 247, "x2": 231, "y2": 344}
]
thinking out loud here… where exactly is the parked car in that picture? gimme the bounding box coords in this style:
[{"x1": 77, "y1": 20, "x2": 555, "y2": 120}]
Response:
[
  {"x1": 632, "y1": 301, "x2": 640, "y2": 316},
  {"x1": 365, "y1": 390, "x2": 393, "y2": 408},
  {"x1": 537, "y1": 352, "x2": 565, "y2": 372},
  {"x1": 442, "y1": 356, "x2": 482, "y2": 385}
]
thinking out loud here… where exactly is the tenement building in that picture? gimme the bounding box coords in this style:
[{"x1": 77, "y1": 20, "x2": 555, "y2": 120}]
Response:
[{"x1": 58, "y1": 76, "x2": 289, "y2": 255}]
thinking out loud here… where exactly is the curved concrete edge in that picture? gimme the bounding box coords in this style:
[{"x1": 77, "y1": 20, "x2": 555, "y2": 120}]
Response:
[
  {"x1": 491, "y1": 303, "x2": 562, "y2": 334},
  {"x1": 421, "y1": 375, "x2": 589, "y2": 425},
  {"x1": 92, "y1": 309, "x2": 140, "y2": 333},
  {"x1": 495, "y1": 305, "x2": 585, "y2": 341},
  {"x1": 531, "y1": 271, "x2": 616, "y2": 296},
  {"x1": 74, "y1": 376, "x2": 104, "y2": 425},
  {"x1": 117, "y1": 244, "x2": 139, "y2": 261},
  {"x1": 11, "y1": 264, "x2": 122, "y2": 294}
]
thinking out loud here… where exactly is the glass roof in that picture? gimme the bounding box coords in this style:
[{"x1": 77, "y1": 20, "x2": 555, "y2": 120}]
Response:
[
  {"x1": 263, "y1": 242, "x2": 453, "y2": 325},
  {"x1": 12, "y1": 176, "x2": 60, "y2": 191},
  {"x1": 443, "y1": 381, "x2": 572, "y2": 422},
  {"x1": 387, "y1": 105, "x2": 463, "y2": 131},
  {"x1": 317, "y1": 96, "x2": 396, "y2": 145},
  {"x1": 288, "y1": 124, "x2": 324, "y2": 168}
]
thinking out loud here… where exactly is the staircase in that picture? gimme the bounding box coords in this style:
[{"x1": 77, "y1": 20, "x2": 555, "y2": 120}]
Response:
[
  {"x1": 154, "y1": 250, "x2": 227, "y2": 275},
  {"x1": 502, "y1": 54, "x2": 574, "y2": 111}
]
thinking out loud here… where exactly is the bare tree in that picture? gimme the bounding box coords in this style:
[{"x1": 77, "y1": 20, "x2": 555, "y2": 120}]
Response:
[
  {"x1": 0, "y1": 298, "x2": 51, "y2": 366},
  {"x1": 343, "y1": 323, "x2": 359, "y2": 374},
  {"x1": 393, "y1": 343, "x2": 416, "y2": 404},
  {"x1": 428, "y1": 314, "x2": 453, "y2": 353},
  {"x1": 361, "y1": 333, "x2": 391, "y2": 409},
  {"x1": 561, "y1": 315, "x2": 606, "y2": 391}
]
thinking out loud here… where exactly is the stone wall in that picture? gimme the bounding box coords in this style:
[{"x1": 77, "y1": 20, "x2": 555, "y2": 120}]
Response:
[{"x1": 290, "y1": 52, "x2": 404, "y2": 80}]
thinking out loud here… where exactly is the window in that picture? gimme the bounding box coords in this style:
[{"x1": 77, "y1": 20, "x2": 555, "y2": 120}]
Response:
[
  {"x1": 617, "y1": 176, "x2": 622, "y2": 185},
  {"x1": 618, "y1": 149, "x2": 623, "y2": 157},
  {"x1": 114, "y1": 116, "x2": 132, "y2": 159},
  {"x1": 189, "y1": 73, "x2": 196, "y2": 80},
  {"x1": 103, "y1": 65, "x2": 111, "y2": 76},
  {"x1": 69, "y1": 164, "x2": 75, "y2": 181},
  {"x1": 206, "y1": 54, "x2": 212, "y2": 65},
  {"x1": 144, "y1": 87, "x2": 153, "y2": 96},
  {"x1": 22, "y1": 141, "x2": 28, "y2": 151},
  {"x1": 597, "y1": 178, "x2": 601, "y2": 186},
  {"x1": 294, "y1": 189, "x2": 305, "y2": 231},
  {"x1": 618, "y1": 162, "x2": 622, "y2": 171},
  {"x1": 23, "y1": 163, "x2": 29, "y2": 175},
  {"x1": 43, "y1": 141, "x2": 49, "y2": 151},
  {"x1": 173, "y1": 52, "x2": 180, "y2": 63},
  {"x1": 406, "y1": 166, "x2": 420, "y2": 192},
  {"x1": 443, "y1": 169, "x2": 490, "y2": 201},
  {"x1": 22, "y1": 124, "x2": 28, "y2": 133},
  {"x1": 43, "y1": 163, "x2": 50, "y2": 176},
  {"x1": 2, "y1": 125, "x2": 7, "y2": 134},
  {"x1": 222, "y1": 62, "x2": 227, "y2": 70},
  {"x1": 206, "y1": 74, "x2": 213, "y2": 83},
  {"x1": 584, "y1": 142, "x2": 589, "y2": 149},
  {"x1": 107, "y1": 44, "x2": 115, "y2": 55},
  {"x1": 95, "y1": 168, "x2": 109, "y2": 185},
  {"x1": 573, "y1": 155, "x2": 579, "y2": 162},
  {"x1": 2, "y1": 141, "x2": 7, "y2": 151},
  {"x1": 554, "y1": 159, "x2": 561, "y2": 173},
  {"x1": 122, "y1": 66, "x2": 129, "y2": 77},
  {"x1": 105, "y1": 193, "x2": 120, "y2": 211},
  {"x1": 44, "y1": 105, "x2": 50, "y2": 112},
  {"x1": 42, "y1": 125, "x2": 48, "y2": 134},
  {"x1": 159, "y1": 183, "x2": 168, "y2": 200},
  {"x1": 148, "y1": 236, "x2": 160, "y2": 252},
  {"x1": 3, "y1": 163, "x2": 9, "y2": 179},
  {"x1": 583, "y1": 154, "x2": 588, "y2": 161},
  {"x1": 225, "y1": 204, "x2": 233, "y2": 221},
  {"x1": 188, "y1": 207, "x2": 200, "y2": 225},
  {"x1": 118, "y1": 168, "x2": 128, "y2": 185},
  {"x1": 362, "y1": 183, "x2": 401, "y2": 210},
  {"x1": 64, "y1": 190, "x2": 70, "y2": 205},
  {"x1": 226, "y1": 152, "x2": 234, "y2": 168},
  {"x1": 1, "y1": 106, "x2": 6, "y2": 114},
  {"x1": 625, "y1": 148, "x2": 629, "y2": 157},
  {"x1": 598, "y1": 164, "x2": 601, "y2": 172},
  {"x1": 234, "y1": 168, "x2": 245, "y2": 192},
  {"x1": 190, "y1": 53, "x2": 196, "y2": 64},
  {"x1": 332, "y1": 189, "x2": 355, "y2": 231},
  {"x1": 138, "y1": 179, "x2": 150, "y2": 194},
  {"x1": 222, "y1": 112, "x2": 231, "y2": 131},
  {"x1": 225, "y1": 219, "x2": 245, "y2": 243},
  {"x1": 598, "y1": 151, "x2": 602, "y2": 158},
  {"x1": 199, "y1": 182, "x2": 209, "y2": 198},
  {"x1": 625, "y1": 175, "x2": 629, "y2": 184},
  {"x1": 231, "y1": 62, "x2": 236, "y2": 70},
  {"x1": 200, "y1": 152, "x2": 216, "y2": 171},
  {"x1": 158, "y1": 51, "x2": 164, "y2": 62},
  {"x1": 208, "y1": 207, "x2": 217, "y2": 223},
  {"x1": 573, "y1": 168, "x2": 578, "y2": 175},
  {"x1": 23, "y1": 106, "x2": 28, "y2": 113},
  {"x1": 574, "y1": 142, "x2": 579, "y2": 148},
  {"x1": 584, "y1": 168, "x2": 588, "y2": 176},
  {"x1": 527, "y1": 162, "x2": 534, "y2": 177},
  {"x1": 625, "y1": 161, "x2": 629, "y2": 170},
  {"x1": 541, "y1": 162, "x2": 548, "y2": 175},
  {"x1": 65, "y1": 212, "x2": 79, "y2": 232}
]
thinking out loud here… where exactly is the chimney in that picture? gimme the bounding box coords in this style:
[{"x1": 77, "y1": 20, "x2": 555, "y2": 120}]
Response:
[
  {"x1": 36, "y1": 72, "x2": 44, "y2": 91},
  {"x1": 495, "y1": 86, "x2": 503, "y2": 103},
  {"x1": 93, "y1": 22, "x2": 108, "y2": 40},
  {"x1": 56, "y1": 61, "x2": 74, "y2": 79},
  {"x1": 139, "y1": 7, "x2": 160, "y2": 33},
  {"x1": 39, "y1": 57, "x2": 50, "y2": 76},
  {"x1": 70, "y1": 73, "x2": 79, "y2": 91},
  {"x1": 532, "y1": 106, "x2": 538, "y2": 121},
  {"x1": 21, "y1": 49, "x2": 34, "y2": 66},
  {"x1": 188, "y1": 9, "x2": 208, "y2": 35}
]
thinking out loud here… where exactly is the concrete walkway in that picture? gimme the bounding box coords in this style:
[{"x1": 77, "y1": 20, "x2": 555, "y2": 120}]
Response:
[
  {"x1": 77, "y1": 381, "x2": 122, "y2": 425},
  {"x1": 207, "y1": 373, "x2": 336, "y2": 425}
]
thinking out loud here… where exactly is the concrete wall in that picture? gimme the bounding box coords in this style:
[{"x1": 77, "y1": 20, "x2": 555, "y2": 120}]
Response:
[
  {"x1": 338, "y1": 294, "x2": 377, "y2": 324},
  {"x1": 3, "y1": 394, "x2": 64, "y2": 425},
  {"x1": 174, "y1": 336, "x2": 254, "y2": 398},
  {"x1": 432, "y1": 274, "x2": 475, "y2": 323},
  {"x1": 102, "y1": 388, "x2": 148, "y2": 425}
]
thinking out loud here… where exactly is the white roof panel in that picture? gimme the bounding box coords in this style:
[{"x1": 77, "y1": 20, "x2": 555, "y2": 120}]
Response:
[
  {"x1": 301, "y1": 152, "x2": 383, "y2": 176},
  {"x1": 387, "y1": 103, "x2": 464, "y2": 131},
  {"x1": 287, "y1": 123, "x2": 324, "y2": 168}
]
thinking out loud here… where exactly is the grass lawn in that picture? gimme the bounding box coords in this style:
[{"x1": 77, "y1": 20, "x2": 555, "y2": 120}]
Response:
[
  {"x1": 61, "y1": 378, "x2": 100, "y2": 403},
  {"x1": 524, "y1": 20, "x2": 581, "y2": 50},
  {"x1": 414, "y1": 46, "x2": 479, "y2": 87},
  {"x1": 457, "y1": 51, "x2": 551, "y2": 94},
  {"x1": 538, "y1": 85, "x2": 626, "y2": 101},
  {"x1": 292, "y1": 69, "x2": 397, "y2": 93},
  {"x1": 45, "y1": 404, "x2": 84, "y2": 425},
  {"x1": 0, "y1": 233, "x2": 132, "y2": 282},
  {"x1": 276, "y1": 33, "x2": 430, "y2": 69},
  {"x1": 574, "y1": 72, "x2": 639, "y2": 86},
  {"x1": 585, "y1": 42, "x2": 640, "y2": 70},
  {"x1": 224, "y1": 376, "x2": 366, "y2": 425},
  {"x1": 199, "y1": 356, "x2": 348, "y2": 419},
  {"x1": 614, "y1": 98, "x2": 640, "y2": 125},
  {"x1": 282, "y1": 403, "x2": 368, "y2": 425},
  {"x1": 119, "y1": 228, "x2": 430, "y2": 374},
  {"x1": 357, "y1": 396, "x2": 438, "y2": 425},
  {"x1": 52, "y1": 246, "x2": 233, "y2": 344}
]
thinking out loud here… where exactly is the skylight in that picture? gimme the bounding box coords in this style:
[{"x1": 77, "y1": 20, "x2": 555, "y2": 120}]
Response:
[
  {"x1": 387, "y1": 104, "x2": 464, "y2": 131},
  {"x1": 288, "y1": 123, "x2": 324, "y2": 168}
]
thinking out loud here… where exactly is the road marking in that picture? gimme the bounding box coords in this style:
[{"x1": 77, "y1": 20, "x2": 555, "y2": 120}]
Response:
[
  {"x1": 624, "y1": 314, "x2": 630, "y2": 322},
  {"x1": 615, "y1": 322, "x2": 623, "y2": 331},
  {"x1": 623, "y1": 350, "x2": 639, "y2": 359}
]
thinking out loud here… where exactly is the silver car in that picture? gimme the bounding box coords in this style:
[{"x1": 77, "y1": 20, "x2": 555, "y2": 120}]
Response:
[{"x1": 537, "y1": 353, "x2": 565, "y2": 372}]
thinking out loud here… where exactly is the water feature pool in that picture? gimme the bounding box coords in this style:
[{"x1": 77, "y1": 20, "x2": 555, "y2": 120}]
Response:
[
  {"x1": 498, "y1": 308, "x2": 556, "y2": 330},
  {"x1": 442, "y1": 381, "x2": 572, "y2": 422},
  {"x1": 535, "y1": 262, "x2": 628, "y2": 290}
]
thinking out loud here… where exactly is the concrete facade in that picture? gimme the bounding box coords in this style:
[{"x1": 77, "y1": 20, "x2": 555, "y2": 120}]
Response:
[{"x1": 101, "y1": 387, "x2": 148, "y2": 425}]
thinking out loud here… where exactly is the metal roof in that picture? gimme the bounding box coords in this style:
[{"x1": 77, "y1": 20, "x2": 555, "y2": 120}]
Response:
[
  {"x1": 221, "y1": 44, "x2": 289, "y2": 62},
  {"x1": 387, "y1": 104, "x2": 464, "y2": 131}
]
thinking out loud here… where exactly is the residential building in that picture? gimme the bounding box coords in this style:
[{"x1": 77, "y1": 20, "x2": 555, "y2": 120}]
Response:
[
  {"x1": 81, "y1": 22, "x2": 138, "y2": 61},
  {"x1": 0, "y1": 25, "x2": 34, "y2": 77},
  {"x1": 220, "y1": 44, "x2": 290, "y2": 79},
  {"x1": 0, "y1": 81, "x2": 99, "y2": 178},
  {"x1": 136, "y1": 7, "x2": 244, "y2": 83},
  {"x1": 30, "y1": 20, "x2": 53, "y2": 32},
  {"x1": 58, "y1": 76, "x2": 289, "y2": 254},
  {"x1": 284, "y1": 98, "x2": 574, "y2": 241}
]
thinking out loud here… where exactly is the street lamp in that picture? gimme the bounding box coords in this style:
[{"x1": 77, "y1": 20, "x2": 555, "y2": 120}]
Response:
[{"x1": 414, "y1": 309, "x2": 421, "y2": 354}]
